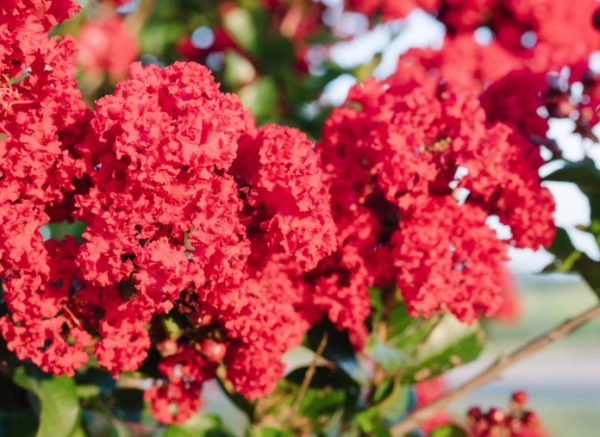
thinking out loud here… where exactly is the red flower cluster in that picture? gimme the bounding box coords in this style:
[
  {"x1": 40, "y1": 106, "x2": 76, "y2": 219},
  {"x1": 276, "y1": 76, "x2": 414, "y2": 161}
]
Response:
[
  {"x1": 354, "y1": 0, "x2": 600, "y2": 111},
  {"x1": 0, "y1": 0, "x2": 87, "y2": 375},
  {"x1": 467, "y1": 391, "x2": 547, "y2": 437},
  {"x1": 145, "y1": 345, "x2": 216, "y2": 423},
  {"x1": 317, "y1": 74, "x2": 554, "y2": 325},
  {"x1": 73, "y1": 60, "x2": 338, "y2": 411}
]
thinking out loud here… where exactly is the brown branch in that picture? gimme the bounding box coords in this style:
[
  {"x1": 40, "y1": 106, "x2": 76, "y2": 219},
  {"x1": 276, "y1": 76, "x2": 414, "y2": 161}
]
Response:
[
  {"x1": 391, "y1": 302, "x2": 600, "y2": 436},
  {"x1": 125, "y1": 0, "x2": 156, "y2": 35},
  {"x1": 292, "y1": 330, "x2": 329, "y2": 414}
]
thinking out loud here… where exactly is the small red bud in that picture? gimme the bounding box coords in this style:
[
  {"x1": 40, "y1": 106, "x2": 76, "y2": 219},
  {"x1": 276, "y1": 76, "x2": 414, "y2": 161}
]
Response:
[
  {"x1": 195, "y1": 309, "x2": 215, "y2": 327},
  {"x1": 474, "y1": 418, "x2": 490, "y2": 434},
  {"x1": 512, "y1": 390, "x2": 529, "y2": 405},
  {"x1": 196, "y1": 314, "x2": 213, "y2": 327},
  {"x1": 157, "y1": 339, "x2": 178, "y2": 357},
  {"x1": 468, "y1": 406, "x2": 482, "y2": 420},
  {"x1": 522, "y1": 410, "x2": 540, "y2": 427},
  {"x1": 200, "y1": 338, "x2": 227, "y2": 362},
  {"x1": 488, "y1": 407, "x2": 506, "y2": 424},
  {"x1": 509, "y1": 417, "x2": 523, "y2": 433}
]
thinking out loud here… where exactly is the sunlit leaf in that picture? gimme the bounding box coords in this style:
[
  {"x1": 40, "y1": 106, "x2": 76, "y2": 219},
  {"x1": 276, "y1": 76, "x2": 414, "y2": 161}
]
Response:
[
  {"x1": 36, "y1": 376, "x2": 81, "y2": 437},
  {"x1": 164, "y1": 413, "x2": 234, "y2": 437},
  {"x1": 429, "y1": 424, "x2": 469, "y2": 437},
  {"x1": 402, "y1": 326, "x2": 484, "y2": 384}
]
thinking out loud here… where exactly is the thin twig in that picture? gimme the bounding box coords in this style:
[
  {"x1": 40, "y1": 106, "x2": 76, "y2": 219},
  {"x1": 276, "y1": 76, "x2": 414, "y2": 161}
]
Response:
[
  {"x1": 391, "y1": 302, "x2": 600, "y2": 436},
  {"x1": 292, "y1": 330, "x2": 329, "y2": 414},
  {"x1": 125, "y1": 0, "x2": 156, "y2": 35}
]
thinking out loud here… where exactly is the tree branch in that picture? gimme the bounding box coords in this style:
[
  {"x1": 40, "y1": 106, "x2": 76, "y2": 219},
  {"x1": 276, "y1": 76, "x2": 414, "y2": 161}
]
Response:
[
  {"x1": 292, "y1": 330, "x2": 329, "y2": 414},
  {"x1": 391, "y1": 302, "x2": 600, "y2": 436}
]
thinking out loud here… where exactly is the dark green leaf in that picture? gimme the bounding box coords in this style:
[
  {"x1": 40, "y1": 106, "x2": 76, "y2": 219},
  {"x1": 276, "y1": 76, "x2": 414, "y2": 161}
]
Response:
[
  {"x1": 75, "y1": 367, "x2": 116, "y2": 396},
  {"x1": 353, "y1": 409, "x2": 392, "y2": 437},
  {"x1": 379, "y1": 383, "x2": 412, "y2": 423},
  {"x1": 387, "y1": 302, "x2": 417, "y2": 341},
  {"x1": 111, "y1": 388, "x2": 144, "y2": 423},
  {"x1": 402, "y1": 331, "x2": 484, "y2": 384},
  {"x1": 47, "y1": 221, "x2": 87, "y2": 241},
  {"x1": 389, "y1": 318, "x2": 439, "y2": 353},
  {"x1": 307, "y1": 321, "x2": 369, "y2": 386},
  {"x1": 546, "y1": 228, "x2": 600, "y2": 298},
  {"x1": 429, "y1": 425, "x2": 469, "y2": 437},
  {"x1": 299, "y1": 388, "x2": 345, "y2": 417},
  {"x1": 0, "y1": 411, "x2": 37, "y2": 437},
  {"x1": 285, "y1": 366, "x2": 350, "y2": 389},
  {"x1": 544, "y1": 159, "x2": 600, "y2": 191},
  {"x1": 80, "y1": 407, "x2": 131, "y2": 437},
  {"x1": 369, "y1": 287, "x2": 385, "y2": 327},
  {"x1": 367, "y1": 336, "x2": 409, "y2": 372},
  {"x1": 249, "y1": 427, "x2": 291, "y2": 437},
  {"x1": 164, "y1": 413, "x2": 234, "y2": 437}
]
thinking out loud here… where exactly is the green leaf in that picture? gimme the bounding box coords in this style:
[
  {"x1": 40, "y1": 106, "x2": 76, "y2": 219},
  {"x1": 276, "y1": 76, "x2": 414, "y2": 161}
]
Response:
[
  {"x1": 378, "y1": 382, "x2": 412, "y2": 423},
  {"x1": 547, "y1": 227, "x2": 578, "y2": 261},
  {"x1": 386, "y1": 302, "x2": 417, "y2": 341},
  {"x1": 544, "y1": 159, "x2": 600, "y2": 191},
  {"x1": 239, "y1": 77, "x2": 279, "y2": 123},
  {"x1": 367, "y1": 336, "x2": 409, "y2": 372},
  {"x1": 389, "y1": 317, "x2": 439, "y2": 353},
  {"x1": 47, "y1": 221, "x2": 87, "y2": 241},
  {"x1": 12, "y1": 367, "x2": 40, "y2": 395},
  {"x1": 369, "y1": 287, "x2": 385, "y2": 327},
  {"x1": 283, "y1": 365, "x2": 358, "y2": 432},
  {"x1": 429, "y1": 425, "x2": 469, "y2": 437},
  {"x1": 285, "y1": 366, "x2": 351, "y2": 389},
  {"x1": 80, "y1": 408, "x2": 131, "y2": 437},
  {"x1": 222, "y1": 7, "x2": 260, "y2": 54},
  {"x1": 402, "y1": 328, "x2": 484, "y2": 384},
  {"x1": 249, "y1": 427, "x2": 291, "y2": 437},
  {"x1": 299, "y1": 387, "x2": 345, "y2": 418},
  {"x1": 546, "y1": 228, "x2": 600, "y2": 298},
  {"x1": 75, "y1": 384, "x2": 101, "y2": 399},
  {"x1": 353, "y1": 409, "x2": 392, "y2": 437},
  {"x1": 307, "y1": 321, "x2": 369, "y2": 387},
  {"x1": 36, "y1": 376, "x2": 81, "y2": 437},
  {"x1": 223, "y1": 50, "x2": 257, "y2": 89},
  {"x1": 164, "y1": 413, "x2": 234, "y2": 437}
]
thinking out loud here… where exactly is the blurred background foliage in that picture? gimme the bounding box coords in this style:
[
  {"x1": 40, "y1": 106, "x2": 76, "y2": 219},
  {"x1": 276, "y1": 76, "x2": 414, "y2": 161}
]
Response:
[{"x1": 60, "y1": 0, "x2": 377, "y2": 137}]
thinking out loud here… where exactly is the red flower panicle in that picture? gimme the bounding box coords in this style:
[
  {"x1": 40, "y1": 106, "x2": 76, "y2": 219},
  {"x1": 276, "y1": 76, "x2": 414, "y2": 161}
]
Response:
[
  {"x1": 317, "y1": 74, "x2": 554, "y2": 323},
  {"x1": 0, "y1": 0, "x2": 87, "y2": 376},
  {"x1": 73, "y1": 62, "x2": 336, "y2": 419}
]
